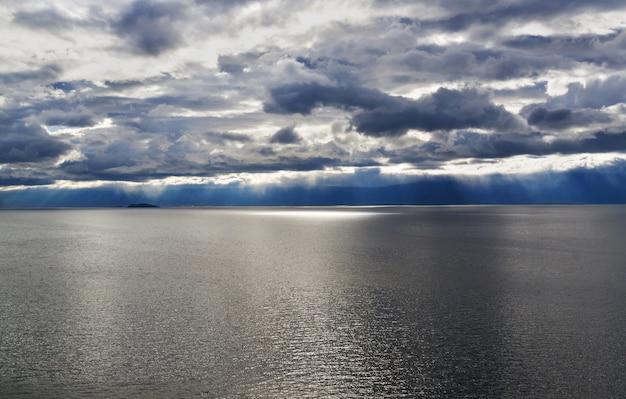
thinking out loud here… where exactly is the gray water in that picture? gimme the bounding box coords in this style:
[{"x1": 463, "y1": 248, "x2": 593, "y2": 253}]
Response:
[{"x1": 1, "y1": 206, "x2": 625, "y2": 398}]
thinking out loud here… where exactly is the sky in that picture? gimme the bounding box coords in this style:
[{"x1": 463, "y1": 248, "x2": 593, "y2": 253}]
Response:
[{"x1": 1, "y1": 0, "x2": 626, "y2": 206}]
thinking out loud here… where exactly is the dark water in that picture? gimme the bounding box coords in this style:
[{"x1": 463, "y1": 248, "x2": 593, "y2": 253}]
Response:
[{"x1": 1, "y1": 206, "x2": 625, "y2": 398}]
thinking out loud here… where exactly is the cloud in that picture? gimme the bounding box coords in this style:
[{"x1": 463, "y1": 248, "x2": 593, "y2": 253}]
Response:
[
  {"x1": 0, "y1": 176, "x2": 56, "y2": 187},
  {"x1": 525, "y1": 107, "x2": 612, "y2": 130},
  {"x1": 0, "y1": 118, "x2": 71, "y2": 163},
  {"x1": 263, "y1": 83, "x2": 389, "y2": 115},
  {"x1": 12, "y1": 7, "x2": 74, "y2": 30},
  {"x1": 11, "y1": 5, "x2": 106, "y2": 32},
  {"x1": 355, "y1": 87, "x2": 525, "y2": 136},
  {"x1": 217, "y1": 52, "x2": 267, "y2": 74},
  {"x1": 391, "y1": 47, "x2": 550, "y2": 82},
  {"x1": 112, "y1": 0, "x2": 187, "y2": 56},
  {"x1": 269, "y1": 126, "x2": 302, "y2": 144},
  {"x1": 0, "y1": 64, "x2": 61, "y2": 85},
  {"x1": 502, "y1": 30, "x2": 621, "y2": 59},
  {"x1": 50, "y1": 80, "x2": 96, "y2": 92},
  {"x1": 543, "y1": 75, "x2": 626, "y2": 109},
  {"x1": 551, "y1": 131, "x2": 626, "y2": 154},
  {"x1": 516, "y1": 74, "x2": 626, "y2": 131},
  {"x1": 41, "y1": 109, "x2": 98, "y2": 128},
  {"x1": 526, "y1": 108, "x2": 572, "y2": 126},
  {"x1": 194, "y1": 0, "x2": 256, "y2": 12},
  {"x1": 265, "y1": 83, "x2": 523, "y2": 136},
  {"x1": 420, "y1": 0, "x2": 626, "y2": 32},
  {"x1": 385, "y1": 130, "x2": 626, "y2": 163},
  {"x1": 218, "y1": 54, "x2": 247, "y2": 74},
  {"x1": 204, "y1": 131, "x2": 251, "y2": 144}
]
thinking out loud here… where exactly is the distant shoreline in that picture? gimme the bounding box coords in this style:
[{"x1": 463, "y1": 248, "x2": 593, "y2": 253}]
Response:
[{"x1": 127, "y1": 203, "x2": 160, "y2": 208}]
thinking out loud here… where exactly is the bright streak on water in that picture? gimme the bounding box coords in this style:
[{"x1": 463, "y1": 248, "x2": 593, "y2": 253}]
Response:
[{"x1": 249, "y1": 209, "x2": 387, "y2": 218}]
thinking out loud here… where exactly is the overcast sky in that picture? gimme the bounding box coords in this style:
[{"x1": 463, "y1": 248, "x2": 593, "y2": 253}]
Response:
[{"x1": 2, "y1": 0, "x2": 626, "y2": 205}]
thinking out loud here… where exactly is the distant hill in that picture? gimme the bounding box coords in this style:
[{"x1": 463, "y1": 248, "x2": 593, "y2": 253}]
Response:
[{"x1": 127, "y1": 203, "x2": 160, "y2": 208}]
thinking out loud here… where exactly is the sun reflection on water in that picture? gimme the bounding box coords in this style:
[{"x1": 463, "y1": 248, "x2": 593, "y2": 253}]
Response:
[{"x1": 249, "y1": 209, "x2": 387, "y2": 218}]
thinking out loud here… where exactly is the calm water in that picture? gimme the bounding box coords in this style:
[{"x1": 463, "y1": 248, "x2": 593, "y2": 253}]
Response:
[{"x1": 1, "y1": 206, "x2": 625, "y2": 398}]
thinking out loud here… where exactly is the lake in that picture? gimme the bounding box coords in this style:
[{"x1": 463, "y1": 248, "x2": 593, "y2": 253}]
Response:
[{"x1": 1, "y1": 206, "x2": 625, "y2": 398}]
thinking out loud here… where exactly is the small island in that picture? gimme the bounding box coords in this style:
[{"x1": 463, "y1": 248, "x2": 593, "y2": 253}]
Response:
[{"x1": 127, "y1": 203, "x2": 160, "y2": 208}]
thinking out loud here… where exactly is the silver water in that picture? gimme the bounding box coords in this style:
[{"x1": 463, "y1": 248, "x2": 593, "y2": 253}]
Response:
[{"x1": 1, "y1": 206, "x2": 625, "y2": 398}]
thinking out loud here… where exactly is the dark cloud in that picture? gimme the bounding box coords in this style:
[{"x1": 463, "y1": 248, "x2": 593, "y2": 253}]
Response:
[
  {"x1": 269, "y1": 126, "x2": 301, "y2": 144},
  {"x1": 0, "y1": 64, "x2": 61, "y2": 85},
  {"x1": 264, "y1": 156, "x2": 338, "y2": 172},
  {"x1": 503, "y1": 31, "x2": 621, "y2": 53},
  {"x1": 45, "y1": 115, "x2": 96, "y2": 128},
  {"x1": 12, "y1": 6, "x2": 106, "y2": 31},
  {"x1": 12, "y1": 8, "x2": 73, "y2": 30},
  {"x1": 264, "y1": 83, "x2": 390, "y2": 115},
  {"x1": 527, "y1": 107, "x2": 572, "y2": 127},
  {"x1": 422, "y1": 0, "x2": 626, "y2": 32},
  {"x1": 0, "y1": 118, "x2": 71, "y2": 163},
  {"x1": 446, "y1": 131, "x2": 551, "y2": 159},
  {"x1": 103, "y1": 77, "x2": 167, "y2": 90},
  {"x1": 0, "y1": 176, "x2": 56, "y2": 187},
  {"x1": 525, "y1": 107, "x2": 612, "y2": 130},
  {"x1": 50, "y1": 117, "x2": 347, "y2": 181},
  {"x1": 516, "y1": 75, "x2": 626, "y2": 131},
  {"x1": 194, "y1": 0, "x2": 256, "y2": 12},
  {"x1": 59, "y1": 149, "x2": 348, "y2": 182},
  {"x1": 42, "y1": 109, "x2": 98, "y2": 128},
  {"x1": 385, "y1": 43, "x2": 571, "y2": 83},
  {"x1": 384, "y1": 130, "x2": 626, "y2": 165},
  {"x1": 217, "y1": 52, "x2": 265, "y2": 74},
  {"x1": 218, "y1": 55, "x2": 246, "y2": 74},
  {"x1": 204, "y1": 131, "x2": 251, "y2": 144},
  {"x1": 60, "y1": 137, "x2": 147, "y2": 180},
  {"x1": 350, "y1": 4, "x2": 625, "y2": 84},
  {"x1": 380, "y1": 131, "x2": 541, "y2": 164},
  {"x1": 500, "y1": 30, "x2": 626, "y2": 70},
  {"x1": 50, "y1": 116, "x2": 382, "y2": 181},
  {"x1": 354, "y1": 87, "x2": 523, "y2": 136},
  {"x1": 265, "y1": 83, "x2": 522, "y2": 136},
  {"x1": 147, "y1": 94, "x2": 233, "y2": 111},
  {"x1": 113, "y1": 0, "x2": 186, "y2": 56},
  {"x1": 543, "y1": 75, "x2": 626, "y2": 109},
  {"x1": 552, "y1": 131, "x2": 626, "y2": 154},
  {"x1": 305, "y1": 11, "x2": 614, "y2": 86}
]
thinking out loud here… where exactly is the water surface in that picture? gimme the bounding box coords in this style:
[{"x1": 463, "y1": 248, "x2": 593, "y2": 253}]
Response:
[{"x1": 1, "y1": 206, "x2": 625, "y2": 397}]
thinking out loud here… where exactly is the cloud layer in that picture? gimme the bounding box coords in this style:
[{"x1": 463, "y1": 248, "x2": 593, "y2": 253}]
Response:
[{"x1": 2, "y1": 0, "x2": 626, "y2": 204}]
